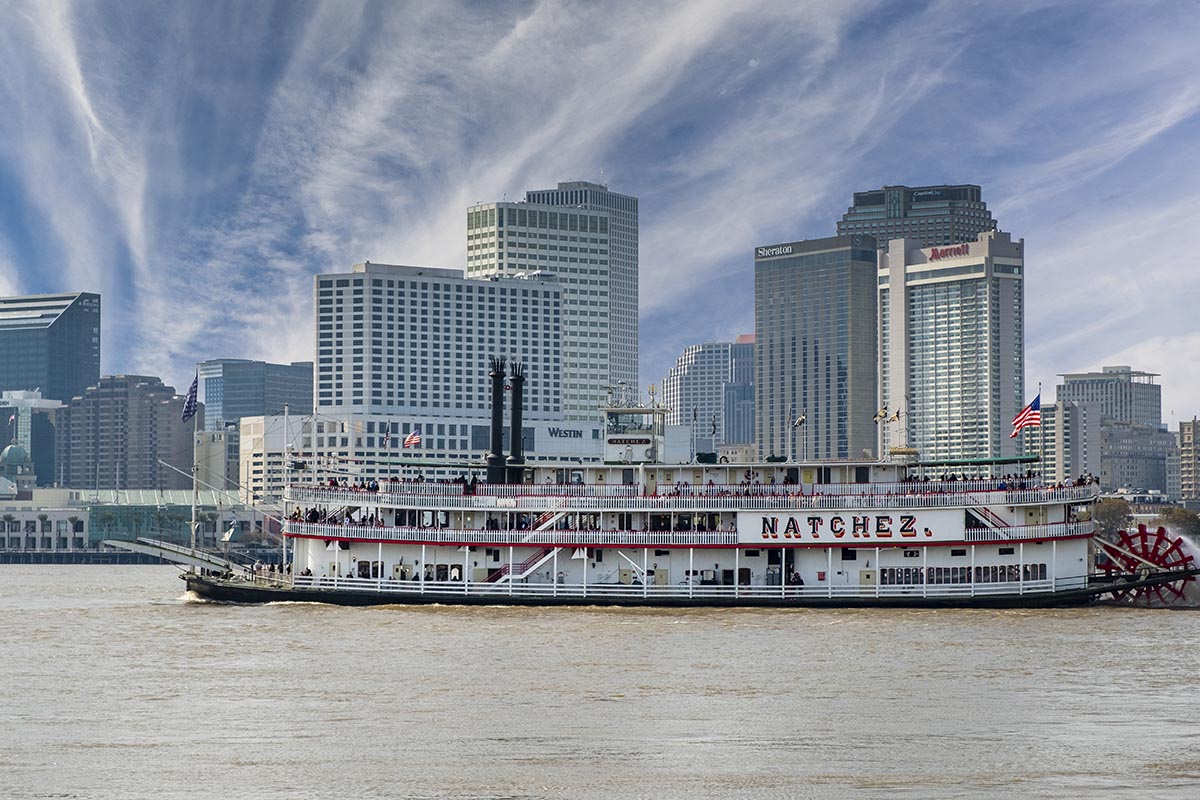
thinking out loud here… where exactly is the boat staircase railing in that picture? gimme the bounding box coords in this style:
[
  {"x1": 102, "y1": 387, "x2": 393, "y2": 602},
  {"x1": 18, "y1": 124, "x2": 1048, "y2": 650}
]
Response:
[
  {"x1": 970, "y1": 506, "x2": 1011, "y2": 530},
  {"x1": 485, "y1": 547, "x2": 561, "y2": 583}
]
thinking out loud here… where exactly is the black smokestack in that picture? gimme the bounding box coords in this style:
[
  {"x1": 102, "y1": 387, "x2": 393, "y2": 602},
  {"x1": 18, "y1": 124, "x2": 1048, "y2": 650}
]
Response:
[
  {"x1": 506, "y1": 361, "x2": 525, "y2": 483},
  {"x1": 487, "y1": 356, "x2": 506, "y2": 485}
]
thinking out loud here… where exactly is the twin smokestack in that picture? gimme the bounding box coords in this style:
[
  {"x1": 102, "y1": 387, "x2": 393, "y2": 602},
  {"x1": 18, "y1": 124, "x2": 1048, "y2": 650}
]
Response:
[{"x1": 486, "y1": 356, "x2": 526, "y2": 485}]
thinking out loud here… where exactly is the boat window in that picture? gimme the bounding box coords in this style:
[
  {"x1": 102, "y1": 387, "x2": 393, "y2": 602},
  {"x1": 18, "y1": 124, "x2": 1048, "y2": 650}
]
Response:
[
  {"x1": 950, "y1": 549, "x2": 966, "y2": 557},
  {"x1": 841, "y1": 549, "x2": 857, "y2": 561}
]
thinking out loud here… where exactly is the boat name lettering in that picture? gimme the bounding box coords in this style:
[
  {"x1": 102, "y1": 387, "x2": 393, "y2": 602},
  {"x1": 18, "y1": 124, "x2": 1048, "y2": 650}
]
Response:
[
  {"x1": 548, "y1": 427, "x2": 583, "y2": 439},
  {"x1": 759, "y1": 514, "x2": 924, "y2": 540},
  {"x1": 609, "y1": 437, "x2": 651, "y2": 445}
]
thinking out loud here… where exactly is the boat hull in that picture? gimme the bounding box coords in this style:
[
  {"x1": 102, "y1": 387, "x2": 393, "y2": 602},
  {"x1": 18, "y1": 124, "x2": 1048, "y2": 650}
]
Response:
[{"x1": 184, "y1": 570, "x2": 1196, "y2": 609}]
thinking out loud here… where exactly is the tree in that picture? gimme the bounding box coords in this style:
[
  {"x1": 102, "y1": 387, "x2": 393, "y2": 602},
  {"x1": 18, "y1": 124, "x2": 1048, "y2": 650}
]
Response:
[
  {"x1": 1, "y1": 513, "x2": 15, "y2": 534},
  {"x1": 1152, "y1": 506, "x2": 1200, "y2": 540},
  {"x1": 1093, "y1": 498, "x2": 1131, "y2": 538},
  {"x1": 37, "y1": 513, "x2": 49, "y2": 533}
]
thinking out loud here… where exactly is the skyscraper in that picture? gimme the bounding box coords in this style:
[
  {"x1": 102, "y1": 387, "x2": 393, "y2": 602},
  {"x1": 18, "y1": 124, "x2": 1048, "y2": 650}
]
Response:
[
  {"x1": 661, "y1": 336, "x2": 755, "y2": 452},
  {"x1": 878, "y1": 231, "x2": 1024, "y2": 462},
  {"x1": 837, "y1": 184, "x2": 996, "y2": 247},
  {"x1": 1056, "y1": 366, "x2": 1175, "y2": 491},
  {"x1": 467, "y1": 201, "x2": 611, "y2": 420},
  {"x1": 525, "y1": 181, "x2": 639, "y2": 393},
  {"x1": 198, "y1": 359, "x2": 313, "y2": 430},
  {"x1": 61, "y1": 375, "x2": 197, "y2": 490},
  {"x1": 754, "y1": 235, "x2": 878, "y2": 461},
  {"x1": 0, "y1": 292, "x2": 100, "y2": 403}
]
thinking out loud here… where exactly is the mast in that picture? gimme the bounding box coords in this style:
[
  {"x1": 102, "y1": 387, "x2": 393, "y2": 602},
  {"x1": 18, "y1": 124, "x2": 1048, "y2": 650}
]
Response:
[
  {"x1": 282, "y1": 402, "x2": 290, "y2": 569},
  {"x1": 190, "y1": 403, "x2": 199, "y2": 553}
]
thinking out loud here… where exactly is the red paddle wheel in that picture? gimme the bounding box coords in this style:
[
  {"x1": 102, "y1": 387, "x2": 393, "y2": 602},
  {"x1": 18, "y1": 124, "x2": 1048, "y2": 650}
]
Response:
[{"x1": 1096, "y1": 524, "x2": 1197, "y2": 606}]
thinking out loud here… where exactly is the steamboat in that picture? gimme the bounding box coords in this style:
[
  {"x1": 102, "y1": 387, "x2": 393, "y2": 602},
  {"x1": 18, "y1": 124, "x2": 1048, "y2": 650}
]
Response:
[{"x1": 174, "y1": 359, "x2": 1199, "y2": 608}]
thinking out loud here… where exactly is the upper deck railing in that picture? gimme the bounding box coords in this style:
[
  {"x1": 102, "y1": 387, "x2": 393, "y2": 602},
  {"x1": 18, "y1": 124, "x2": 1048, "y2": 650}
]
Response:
[
  {"x1": 283, "y1": 519, "x2": 1095, "y2": 547},
  {"x1": 287, "y1": 481, "x2": 1099, "y2": 512}
]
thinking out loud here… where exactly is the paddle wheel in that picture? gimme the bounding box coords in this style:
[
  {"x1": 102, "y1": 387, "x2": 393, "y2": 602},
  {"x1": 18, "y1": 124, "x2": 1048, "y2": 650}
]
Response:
[{"x1": 1096, "y1": 524, "x2": 1197, "y2": 606}]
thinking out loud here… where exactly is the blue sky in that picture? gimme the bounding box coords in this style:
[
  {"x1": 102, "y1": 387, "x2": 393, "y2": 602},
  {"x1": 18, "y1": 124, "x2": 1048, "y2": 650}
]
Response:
[{"x1": 2, "y1": 1, "x2": 1199, "y2": 420}]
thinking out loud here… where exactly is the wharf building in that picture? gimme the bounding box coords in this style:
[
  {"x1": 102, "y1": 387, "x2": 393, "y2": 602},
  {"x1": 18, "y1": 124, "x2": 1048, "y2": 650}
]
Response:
[
  {"x1": 1055, "y1": 367, "x2": 1174, "y2": 492},
  {"x1": 754, "y1": 236, "x2": 878, "y2": 461},
  {"x1": 837, "y1": 184, "x2": 996, "y2": 247},
  {"x1": 661, "y1": 336, "x2": 755, "y2": 454},
  {"x1": 0, "y1": 292, "x2": 100, "y2": 403},
  {"x1": 525, "y1": 181, "x2": 639, "y2": 393},
  {"x1": 59, "y1": 375, "x2": 199, "y2": 490},
  {"x1": 466, "y1": 200, "x2": 612, "y2": 420},
  {"x1": 878, "y1": 231, "x2": 1024, "y2": 463}
]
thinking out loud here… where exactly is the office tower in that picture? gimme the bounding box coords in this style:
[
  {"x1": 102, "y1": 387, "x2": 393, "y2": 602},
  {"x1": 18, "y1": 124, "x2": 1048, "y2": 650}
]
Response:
[
  {"x1": 467, "y1": 200, "x2": 611, "y2": 420},
  {"x1": 1057, "y1": 367, "x2": 1162, "y2": 428},
  {"x1": 1029, "y1": 400, "x2": 1101, "y2": 486},
  {"x1": 61, "y1": 375, "x2": 198, "y2": 490},
  {"x1": 1180, "y1": 419, "x2": 1200, "y2": 502},
  {"x1": 0, "y1": 390, "x2": 65, "y2": 486},
  {"x1": 838, "y1": 184, "x2": 996, "y2": 247},
  {"x1": 525, "y1": 181, "x2": 638, "y2": 392},
  {"x1": 0, "y1": 292, "x2": 100, "y2": 403},
  {"x1": 662, "y1": 337, "x2": 754, "y2": 452},
  {"x1": 725, "y1": 335, "x2": 756, "y2": 445},
  {"x1": 754, "y1": 235, "x2": 878, "y2": 461},
  {"x1": 879, "y1": 231, "x2": 1024, "y2": 462},
  {"x1": 198, "y1": 359, "x2": 313, "y2": 430},
  {"x1": 1056, "y1": 366, "x2": 1175, "y2": 491}
]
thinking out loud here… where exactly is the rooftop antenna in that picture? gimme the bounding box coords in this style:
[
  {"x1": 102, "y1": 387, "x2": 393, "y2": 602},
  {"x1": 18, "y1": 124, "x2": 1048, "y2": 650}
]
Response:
[{"x1": 599, "y1": 168, "x2": 606, "y2": 188}]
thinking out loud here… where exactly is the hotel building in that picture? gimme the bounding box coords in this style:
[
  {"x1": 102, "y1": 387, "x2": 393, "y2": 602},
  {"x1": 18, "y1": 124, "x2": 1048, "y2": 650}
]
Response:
[
  {"x1": 754, "y1": 236, "x2": 879, "y2": 461},
  {"x1": 837, "y1": 184, "x2": 996, "y2": 247},
  {"x1": 878, "y1": 231, "x2": 1024, "y2": 462}
]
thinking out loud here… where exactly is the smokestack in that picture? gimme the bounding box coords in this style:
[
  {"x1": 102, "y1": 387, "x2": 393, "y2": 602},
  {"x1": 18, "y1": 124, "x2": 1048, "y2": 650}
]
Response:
[
  {"x1": 487, "y1": 356, "x2": 506, "y2": 485},
  {"x1": 506, "y1": 361, "x2": 525, "y2": 483}
]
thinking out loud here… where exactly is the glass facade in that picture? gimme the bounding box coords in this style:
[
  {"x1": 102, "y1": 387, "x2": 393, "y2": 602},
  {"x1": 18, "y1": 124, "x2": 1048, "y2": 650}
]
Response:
[
  {"x1": 754, "y1": 237, "x2": 878, "y2": 460},
  {"x1": 838, "y1": 185, "x2": 996, "y2": 247},
  {"x1": 199, "y1": 359, "x2": 313, "y2": 430},
  {"x1": 0, "y1": 293, "x2": 100, "y2": 403}
]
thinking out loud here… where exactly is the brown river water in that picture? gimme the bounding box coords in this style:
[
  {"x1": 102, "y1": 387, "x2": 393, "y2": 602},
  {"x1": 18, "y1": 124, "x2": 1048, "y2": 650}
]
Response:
[{"x1": 1, "y1": 565, "x2": 1198, "y2": 799}]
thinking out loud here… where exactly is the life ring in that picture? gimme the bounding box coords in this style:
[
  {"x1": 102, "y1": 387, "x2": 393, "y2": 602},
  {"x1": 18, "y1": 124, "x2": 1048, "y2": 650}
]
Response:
[{"x1": 719, "y1": 456, "x2": 728, "y2": 463}]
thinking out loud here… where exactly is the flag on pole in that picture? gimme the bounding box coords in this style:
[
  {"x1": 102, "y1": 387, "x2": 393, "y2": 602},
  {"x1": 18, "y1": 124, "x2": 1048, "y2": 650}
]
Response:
[
  {"x1": 1010, "y1": 394, "x2": 1042, "y2": 438},
  {"x1": 403, "y1": 428, "x2": 422, "y2": 448},
  {"x1": 6, "y1": 414, "x2": 14, "y2": 424},
  {"x1": 181, "y1": 373, "x2": 198, "y2": 422},
  {"x1": 793, "y1": 412, "x2": 806, "y2": 427},
  {"x1": 888, "y1": 409, "x2": 901, "y2": 423},
  {"x1": 381, "y1": 423, "x2": 391, "y2": 448},
  {"x1": 873, "y1": 406, "x2": 888, "y2": 423}
]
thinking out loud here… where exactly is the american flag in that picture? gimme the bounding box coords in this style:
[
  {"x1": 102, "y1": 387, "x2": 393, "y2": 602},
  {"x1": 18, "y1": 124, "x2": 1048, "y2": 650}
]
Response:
[
  {"x1": 381, "y1": 424, "x2": 391, "y2": 448},
  {"x1": 1010, "y1": 394, "x2": 1041, "y2": 438},
  {"x1": 181, "y1": 373, "x2": 199, "y2": 423},
  {"x1": 403, "y1": 428, "x2": 422, "y2": 448}
]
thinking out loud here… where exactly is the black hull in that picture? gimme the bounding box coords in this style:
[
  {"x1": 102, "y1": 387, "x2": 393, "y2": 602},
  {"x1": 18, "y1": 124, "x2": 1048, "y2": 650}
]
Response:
[{"x1": 184, "y1": 570, "x2": 1198, "y2": 609}]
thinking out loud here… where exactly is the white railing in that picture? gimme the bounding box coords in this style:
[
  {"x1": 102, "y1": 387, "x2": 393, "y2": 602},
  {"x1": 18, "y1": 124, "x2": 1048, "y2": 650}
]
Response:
[
  {"x1": 287, "y1": 483, "x2": 1099, "y2": 513},
  {"x1": 284, "y1": 519, "x2": 1093, "y2": 546},
  {"x1": 284, "y1": 521, "x2": 737, "y2": 547},
  {"x1": 963, "y1": 520, "x2": 1095, "y2": 542},
  {"x1": 282, "y1": 574, "x2": 1070, "y2": 600}
]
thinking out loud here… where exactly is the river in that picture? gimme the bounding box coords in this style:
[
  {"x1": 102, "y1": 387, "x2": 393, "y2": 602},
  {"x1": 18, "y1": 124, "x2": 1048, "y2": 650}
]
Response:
[{"x1": 2, "y1": 565, "x2": 1197, "y2": 799}]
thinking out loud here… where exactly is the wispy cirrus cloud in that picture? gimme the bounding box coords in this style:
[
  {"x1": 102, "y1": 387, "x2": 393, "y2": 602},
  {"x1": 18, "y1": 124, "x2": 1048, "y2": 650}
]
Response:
[{"x1": 0, "y1": 0, "x2": 1198, "y2": 418}]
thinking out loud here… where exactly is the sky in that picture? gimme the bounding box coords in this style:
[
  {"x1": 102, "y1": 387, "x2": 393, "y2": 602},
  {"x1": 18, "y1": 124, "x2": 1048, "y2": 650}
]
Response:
[{"x1": 2, "y1": 0, "x2": 1199, "y2": 422}]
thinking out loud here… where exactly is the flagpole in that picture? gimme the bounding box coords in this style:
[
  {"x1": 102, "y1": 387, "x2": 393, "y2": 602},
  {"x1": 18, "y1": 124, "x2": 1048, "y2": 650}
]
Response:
[{"x1": 1037, "y1": 381, "x2": 1045, "y2": 484}]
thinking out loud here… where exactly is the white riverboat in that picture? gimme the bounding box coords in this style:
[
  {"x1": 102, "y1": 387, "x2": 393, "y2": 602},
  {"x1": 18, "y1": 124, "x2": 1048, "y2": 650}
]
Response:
[{"x1": 182, "y1": 361, "x2": 1197, "y2": 607}]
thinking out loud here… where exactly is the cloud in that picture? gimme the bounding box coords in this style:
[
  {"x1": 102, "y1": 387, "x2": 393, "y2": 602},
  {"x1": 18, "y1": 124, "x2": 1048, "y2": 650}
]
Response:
[{"x1": 0, "y1": 0, "x2": 1196, "y2": 426}]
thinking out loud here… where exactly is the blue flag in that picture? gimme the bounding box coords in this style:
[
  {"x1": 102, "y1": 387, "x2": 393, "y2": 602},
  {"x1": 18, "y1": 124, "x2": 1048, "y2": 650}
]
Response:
[{"x1": 181, "y1": 373, "x2": 198, "y2": 422}]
